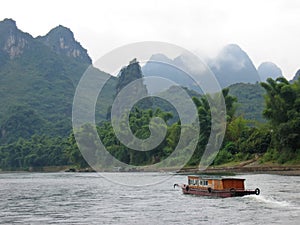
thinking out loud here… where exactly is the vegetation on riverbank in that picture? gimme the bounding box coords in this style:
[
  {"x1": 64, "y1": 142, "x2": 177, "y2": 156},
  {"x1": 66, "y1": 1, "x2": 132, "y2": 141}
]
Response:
[
  {"x1": 213, "y1": 77, "x2": 300, "y2": 166},
  {"x1": 0, "y1": 61, "x2": 299, "y2": 171}
]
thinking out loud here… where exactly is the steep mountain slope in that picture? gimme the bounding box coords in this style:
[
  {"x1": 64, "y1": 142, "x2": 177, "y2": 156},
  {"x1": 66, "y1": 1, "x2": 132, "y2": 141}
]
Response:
[
  {"x1": 291, "y1": 69, "x2": 300, "y2": 82},
  {"x1": 142, "y1": 54, "x2": 202, "y2": 93},
  {"x1": 208, "y1": 44, "x2": 261, "y2": 88},
  {"x1": 37, "y1": 25, "x2": 92, "y2": 65},
  {"x1": 0, "y1": 19, "x2": 113, "y2": 144},
  {"x1": 257, "y1": 62, "x2": 282, "y2": 82}
]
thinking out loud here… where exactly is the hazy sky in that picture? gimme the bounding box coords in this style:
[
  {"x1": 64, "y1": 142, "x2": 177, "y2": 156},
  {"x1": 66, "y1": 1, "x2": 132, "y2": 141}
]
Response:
[{"x1": 1, "y1": 0, "x2": 300, "y2": 79}]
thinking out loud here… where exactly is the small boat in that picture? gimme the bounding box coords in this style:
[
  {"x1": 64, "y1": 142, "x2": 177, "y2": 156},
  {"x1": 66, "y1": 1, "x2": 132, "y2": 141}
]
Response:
[{"x1": 174, "y1": 175, "x2": 260, "y2": 198}]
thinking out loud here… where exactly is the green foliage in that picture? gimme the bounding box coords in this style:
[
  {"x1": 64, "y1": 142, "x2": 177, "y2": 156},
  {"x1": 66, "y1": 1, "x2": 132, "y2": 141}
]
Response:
[
  {"x1": 261, "y1": 77, "x2": 300, "y2": 162},
  {"x1": 63, "y1": 106, "x2": 181, "y2": 168},
  {"x1": 229, "y1": 83, "x2": 265, "y2": 122},
  {"x1": 222, "y1": 88, "x2": 237, "y2": 122},
  {"x1": 213, "y1": 77, "x2": 300, "y2": 165},
  {"x1": 187, "y1": 89, "x2": 237, "y2": 166},
  {"x1": 214, "y1": 116, "x2": 270, "y2": 165},
  {"x1": 0, "y1": 105, "x2": 47, "y2": 144},
  {"x1": 101, "y1": 108, "x2": 177, "y2": 166},
  {"x1": 226, "y1": 116, "x2": 248, "y2": 142},
  {"x1": 260, "y1": 148, "x2": 300, "y2": 165},
  {"x1": 239, "y1": 127, "x2": 271, "y2": 154},
  {"x1": 64, "y1": 131, "x2": 89, "y2": 168},
  {"x1": 213, "y1": 148, "x2": 233, "y2": 165},
  {"x1": 0, "y1": 136, "x2": 70, "y2": 170}
]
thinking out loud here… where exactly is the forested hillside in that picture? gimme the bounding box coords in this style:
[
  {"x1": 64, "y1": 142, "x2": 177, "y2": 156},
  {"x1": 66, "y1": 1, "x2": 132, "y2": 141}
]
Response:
[
  {"x1": 228, "y1": 83, "x2": 265, "y2": 122},
  {"x1": 0, "y1": 19, "x2": 114, "y2": 145}
]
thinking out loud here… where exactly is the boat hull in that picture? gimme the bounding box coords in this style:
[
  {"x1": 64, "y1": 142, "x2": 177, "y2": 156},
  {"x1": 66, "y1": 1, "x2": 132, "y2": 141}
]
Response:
[{"x1": 181, "y1": 185, "x2": 260, "y2": 198}]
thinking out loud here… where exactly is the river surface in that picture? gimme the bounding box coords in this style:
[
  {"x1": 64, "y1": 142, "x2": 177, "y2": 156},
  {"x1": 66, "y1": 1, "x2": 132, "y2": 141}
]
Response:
[{"x1": 0, "y1": 172, "x2": 299, "y2": 224}]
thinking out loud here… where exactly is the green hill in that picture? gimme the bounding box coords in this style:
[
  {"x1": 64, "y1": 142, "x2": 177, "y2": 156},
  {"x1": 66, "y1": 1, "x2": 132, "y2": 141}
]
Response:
[
  {"x1": 0, "y1": 19, "x2": 114, "y2": 144},
  {"x1": 228, "y1": 82, "x2": 266, "y2": 122}
]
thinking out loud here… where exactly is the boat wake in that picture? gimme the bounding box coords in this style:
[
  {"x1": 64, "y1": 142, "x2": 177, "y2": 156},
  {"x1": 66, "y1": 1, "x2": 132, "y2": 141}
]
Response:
[{"x1": 248, "y1": 195, "x2": 294, "y2": 209}]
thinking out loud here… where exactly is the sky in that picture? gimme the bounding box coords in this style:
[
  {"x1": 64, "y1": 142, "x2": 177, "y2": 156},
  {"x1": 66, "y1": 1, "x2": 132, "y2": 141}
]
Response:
[{"x1": 1, "y1": 0, "x2": 300, "y2": 79}]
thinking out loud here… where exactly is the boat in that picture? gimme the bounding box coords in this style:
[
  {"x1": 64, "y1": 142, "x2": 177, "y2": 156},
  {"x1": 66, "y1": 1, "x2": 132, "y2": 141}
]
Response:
[{"x1": 174, "y1": 175, "x2": 260, "y2": 198}]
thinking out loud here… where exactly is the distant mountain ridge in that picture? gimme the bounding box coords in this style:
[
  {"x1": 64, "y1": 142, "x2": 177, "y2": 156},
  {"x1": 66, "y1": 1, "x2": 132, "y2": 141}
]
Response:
[
  {"x1": 142, "y1": 54, "x2": 202, "y2": 93},
  {"x1": 257, "y1": 62, "x2": 283, "y2": 82},
  {"x1": 208, "y1": 44, "x2": 261, "y2": 87},
  {"x1": 291, "y1": 69, "x2": 300, "y2": 82},
  {"x1": 143, "y1": 44, "x2": 282, "y2": 89}
]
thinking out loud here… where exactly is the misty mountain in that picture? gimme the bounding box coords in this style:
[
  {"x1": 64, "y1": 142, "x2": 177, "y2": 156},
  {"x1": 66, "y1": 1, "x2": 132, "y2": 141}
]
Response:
[
  {"x1": 291, "y1": 69, "x2": 300, "y2": 82},
  {"x1": 142, "y1": 54, "x2": 202, "y2": 93},
  {"x1": 143, "y1": 44, "x2": 262, "y2": 90},
  {"x1": 208, "y1": 44, "x2": 260, "y2": 88},
  {"x1": 257, "y1": 62, "x2": 282, "y2": 82}
]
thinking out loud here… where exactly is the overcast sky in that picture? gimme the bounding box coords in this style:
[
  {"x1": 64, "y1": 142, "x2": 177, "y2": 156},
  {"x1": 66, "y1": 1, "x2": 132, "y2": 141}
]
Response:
[{"x1": 1, "y1": 0, "x2": 300, "y2": 79}]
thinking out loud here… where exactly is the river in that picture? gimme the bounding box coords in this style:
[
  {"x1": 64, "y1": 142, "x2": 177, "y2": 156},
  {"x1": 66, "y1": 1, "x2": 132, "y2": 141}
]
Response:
[{"x1": 0, "y1": 172, "x2": 299, "y2": 224}]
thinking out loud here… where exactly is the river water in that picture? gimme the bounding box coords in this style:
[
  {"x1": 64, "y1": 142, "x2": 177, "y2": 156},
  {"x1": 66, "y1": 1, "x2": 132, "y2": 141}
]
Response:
[{"x1": 0, "y1": 172, "x2": 299, "y2": 224}]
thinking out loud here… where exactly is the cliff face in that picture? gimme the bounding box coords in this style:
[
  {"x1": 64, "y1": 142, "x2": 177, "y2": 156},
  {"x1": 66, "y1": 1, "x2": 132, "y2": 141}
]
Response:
[
  {"x1": 0, "y1": 19, "x2": 32, "y2": 60},
  {"x1": 37, "y1": 25, "x2": 92, "y2": 64},
  {"x1": 0, "y1": 18, "x2": 91, "y2": 65},
  {"x1": 116, "y1": 59, "x2": 144, "y2": 92}
]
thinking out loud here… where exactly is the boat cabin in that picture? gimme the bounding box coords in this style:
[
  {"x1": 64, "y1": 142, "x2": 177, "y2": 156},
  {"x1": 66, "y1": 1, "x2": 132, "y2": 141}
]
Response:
[{"x1": 187, "y1": 175, "x2": 245, "y2": 191}]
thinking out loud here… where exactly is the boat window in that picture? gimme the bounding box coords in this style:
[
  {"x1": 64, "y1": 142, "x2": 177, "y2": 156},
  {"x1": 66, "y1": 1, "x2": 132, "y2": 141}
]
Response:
[
  {"x1": 188, "y1": 179, "x2": 199, "y2": 185},
  {"x1": 199, "y1": 180, "x2": 208, "y2": 185}
]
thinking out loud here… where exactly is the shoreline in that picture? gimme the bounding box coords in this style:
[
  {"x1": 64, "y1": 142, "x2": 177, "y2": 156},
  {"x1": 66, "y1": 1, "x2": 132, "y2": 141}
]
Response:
[
  {"x1": 1, "y1": 165, "x2": 300, "y2": 176},
  {"x1": 177, "y1": 164, "x2": 300, "y2": 176}
]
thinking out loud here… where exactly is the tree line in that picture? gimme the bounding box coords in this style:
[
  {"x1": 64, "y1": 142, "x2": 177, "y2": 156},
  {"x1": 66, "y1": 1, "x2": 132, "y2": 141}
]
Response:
[{"x1": 0, "y1": 77, "x2": 299, "y2": 170}]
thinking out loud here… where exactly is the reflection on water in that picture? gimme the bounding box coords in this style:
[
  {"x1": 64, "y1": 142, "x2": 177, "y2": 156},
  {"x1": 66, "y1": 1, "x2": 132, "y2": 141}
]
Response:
[{"x1": 0, "y1": 173, "x2": 299, "y2": 224}]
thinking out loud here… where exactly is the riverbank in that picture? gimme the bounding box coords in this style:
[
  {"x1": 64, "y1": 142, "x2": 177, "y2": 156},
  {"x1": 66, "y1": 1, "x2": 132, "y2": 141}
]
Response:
[
  {"x1": 178, "y1": 165, "x2": 300, "y2": 176},
  {"x1": 178, "y1": 160, "x2": 300, "y2": 176},
  {"x1": 1, "y1": 161, "x2": 300, "y2": 175}
]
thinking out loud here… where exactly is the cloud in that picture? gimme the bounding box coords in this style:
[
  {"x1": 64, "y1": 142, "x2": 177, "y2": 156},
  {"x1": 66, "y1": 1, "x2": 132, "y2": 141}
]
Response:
[{"x1": 0, "y1": 0, "x2": 299, "y2": 79}]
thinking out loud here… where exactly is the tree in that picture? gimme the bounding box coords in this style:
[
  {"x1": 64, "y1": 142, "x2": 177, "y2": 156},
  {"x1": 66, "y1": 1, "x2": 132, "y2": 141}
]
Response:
[{"x1": 261, "y1": 77, "x2": 300, "y2": 160}]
